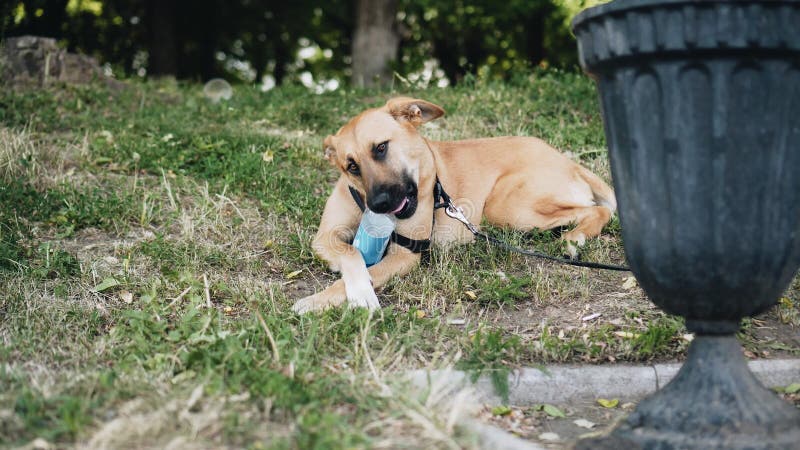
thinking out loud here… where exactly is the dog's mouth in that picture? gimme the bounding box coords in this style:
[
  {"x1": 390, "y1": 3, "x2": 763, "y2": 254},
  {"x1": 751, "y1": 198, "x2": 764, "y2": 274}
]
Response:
[
  {"x1": 391, "y1": 195, "x2": 417, "y2": 219},
  {"x1": 389, "y1": 197, "x2": 409, "y2": 215}
]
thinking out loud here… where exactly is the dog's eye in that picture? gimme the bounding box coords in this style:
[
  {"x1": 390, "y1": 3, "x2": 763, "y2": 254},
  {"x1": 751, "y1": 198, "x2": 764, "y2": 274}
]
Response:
[
  {"x1": 346, "y1": 160, "x2": 360, "y2": 175},
  {"x1": 372, "y1": 141, "x2": 389, "y2": 158}
]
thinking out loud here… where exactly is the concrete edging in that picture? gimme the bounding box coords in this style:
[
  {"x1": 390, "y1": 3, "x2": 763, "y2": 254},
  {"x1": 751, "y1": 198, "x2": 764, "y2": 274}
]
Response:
[
  {"x1": 426, "y1": 359, "x2": 799, "y2": 450},
  {"x1": 410, "y1": 358, "x2": 800, "y2": 405}
]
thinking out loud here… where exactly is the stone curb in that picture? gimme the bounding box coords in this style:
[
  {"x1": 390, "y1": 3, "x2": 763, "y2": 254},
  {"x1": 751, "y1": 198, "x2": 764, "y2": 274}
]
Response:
[
  {"x1": 411, "y1": 358, "x2": 800, "y2": 405},
  {"x1": 434, "y1": 359, "x2": 800, "y2": 450}
]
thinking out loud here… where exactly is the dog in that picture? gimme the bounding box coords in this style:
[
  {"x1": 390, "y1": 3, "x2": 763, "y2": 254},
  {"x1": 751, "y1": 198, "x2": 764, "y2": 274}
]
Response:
[{"x1": 292, "y1": 97, "x2": 616, "y2": 313}]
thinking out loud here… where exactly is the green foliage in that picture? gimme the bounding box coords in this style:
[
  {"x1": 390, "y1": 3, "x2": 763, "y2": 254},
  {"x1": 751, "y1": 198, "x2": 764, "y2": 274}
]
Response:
[
  {"x1": 28, "y1": 242, "x2": 81, "y2": 279},
  {"x1": 136, "y1": 236, "x2": 238, "y2": 275},
  {"x1": 0, "y1": 179, "x2": 135, "y2": 271},
  {"x1": 632, "y1": 316, "x2": 684, "y2": 358},
  {"x1": 398, "y1": 0, "x2": 577, "y2": 84},
  {"x1": 475, "y1": 272, "x2": 532, "y2": 306},
  {"x1": 3, "y1": 0, "x2": 583, "y2": 84},
  {"x1": 458, "y1": 328, "x2": 521, "y2": 401},
  {"x1": 12, "y1": 388, "x2": 94, "y2": 442}
]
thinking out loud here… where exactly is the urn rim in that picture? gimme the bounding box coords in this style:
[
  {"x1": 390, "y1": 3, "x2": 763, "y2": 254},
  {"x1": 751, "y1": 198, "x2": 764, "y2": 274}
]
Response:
[{"x1": 572, "y1": 0, "x2": 797, "y2": 32}]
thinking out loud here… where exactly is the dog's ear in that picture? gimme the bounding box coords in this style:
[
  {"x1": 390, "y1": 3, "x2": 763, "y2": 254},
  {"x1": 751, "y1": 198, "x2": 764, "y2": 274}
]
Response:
[
  {"x1": 386, "y1": 97, "x2": 445, "y2": 126},
  {"x1": 323, "y1": 135, "x2": 337, "y2": 164}
]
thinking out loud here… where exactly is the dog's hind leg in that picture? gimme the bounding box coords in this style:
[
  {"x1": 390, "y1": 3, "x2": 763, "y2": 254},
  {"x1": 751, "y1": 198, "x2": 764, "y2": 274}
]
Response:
[
  {"x1": 484, "y1": 170, "x2": 614, "y2": 258},
  {"x1": 557, "y1": 205, "x2": 612, "y2": 258},
  {"x1": 486, "y1": 193, "x2": 612, "y2": 259}
]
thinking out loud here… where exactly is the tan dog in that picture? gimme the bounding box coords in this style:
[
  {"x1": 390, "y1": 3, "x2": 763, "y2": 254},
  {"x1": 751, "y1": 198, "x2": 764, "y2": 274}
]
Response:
[{"x1": 292, "y1": 97, "x2": 616, "y2": 313}]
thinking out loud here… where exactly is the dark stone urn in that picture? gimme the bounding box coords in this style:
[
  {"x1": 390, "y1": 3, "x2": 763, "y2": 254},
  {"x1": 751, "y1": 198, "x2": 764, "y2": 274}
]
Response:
[{"x1": 572, "y1": 0, "x2": 800, "y2": 448}]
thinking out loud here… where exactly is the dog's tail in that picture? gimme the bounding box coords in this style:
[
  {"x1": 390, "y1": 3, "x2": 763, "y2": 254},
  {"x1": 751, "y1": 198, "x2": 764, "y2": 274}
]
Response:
[{"x1": 578, "y1": 166, "x2": 617, "y2": 213}]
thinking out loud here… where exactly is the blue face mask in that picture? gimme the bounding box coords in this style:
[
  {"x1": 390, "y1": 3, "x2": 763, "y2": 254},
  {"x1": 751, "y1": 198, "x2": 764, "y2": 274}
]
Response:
[{"x1": 352, "y1": 209, "x2": 395, "y2": 266}]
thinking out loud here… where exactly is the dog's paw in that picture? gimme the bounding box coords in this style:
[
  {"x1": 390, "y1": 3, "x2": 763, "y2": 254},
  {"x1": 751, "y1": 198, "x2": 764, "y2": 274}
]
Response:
[
  {"x1": 344, "y1": 277, "x2": 381, "y2": 311},
  {"x1": 292, "y1": 292, "x2": 340, "y2": 314},
  {"x1": 564, "y1": 242, "x2": 581, "y2": 260},
  {"x1": 563, "y1": 232, "x2": 586, "y2": 260}
]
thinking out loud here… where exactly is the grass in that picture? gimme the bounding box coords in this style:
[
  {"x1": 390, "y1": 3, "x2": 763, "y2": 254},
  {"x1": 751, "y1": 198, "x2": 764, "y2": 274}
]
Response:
[{"x1": 0, "y1": 71, "x2": 798, "y2": 448}]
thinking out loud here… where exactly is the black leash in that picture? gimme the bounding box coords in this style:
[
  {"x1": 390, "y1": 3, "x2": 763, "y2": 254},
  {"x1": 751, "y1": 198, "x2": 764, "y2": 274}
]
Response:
[
  {"x1": 437, "y1": 183, "x2": 631, "y2": 272},
  {"x1": 348, "y1": 179, "x2": 630, "y2": 271}
]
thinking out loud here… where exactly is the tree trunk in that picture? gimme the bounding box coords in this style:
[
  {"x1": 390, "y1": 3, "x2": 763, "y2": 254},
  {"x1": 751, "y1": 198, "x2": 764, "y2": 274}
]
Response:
[
  {"x1": 525, "y1": 7, "x2": 548, "y2": 66},
  {"x1": 274, "y1": 44, "x2": 289, "y2": 86},
  {"x1": 351, "y1": 0, "x2": 399, "y2": 88},
  {"x1": 146, "y1": 0, "x2": 178, "y2": 76}
]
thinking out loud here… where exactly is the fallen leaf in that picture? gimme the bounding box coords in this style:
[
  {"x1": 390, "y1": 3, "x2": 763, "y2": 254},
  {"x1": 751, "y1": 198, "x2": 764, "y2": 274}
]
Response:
[
  {"x1": 93, "y1": 278, "x2": 120, "y2": 293},
  {"x1": 491, "y1": 405, "x2": 512, "y2": 416},
  {"x1": 464, "y1": 290, "x2": 477, "y2": 300},
  {"x1": 172, "y1": 370, "x2": 197, "y2": 384},
  {"x1": 281, "y1": 361, "x2": 295, "y2": 379},
  {"x1": 27, "y1": 438, "x2": 53, "y2": 450},
  {"x1": 539, "y1": 432, "x2": 560, "y2": 441},
  {"x1": 682, "y1": 333, "x2": 694, "y2": 342},
  {"x1": 597, "y1": 398, "x2": 619, "y2": 408},
  {"x1": 262, "y1": 150, "x2": 274, "y2": 163},
  {"x1": 119, "y1": 291, "x2": 133, "y2": 303},
  {"x1": 448, "y1": 318, "x2": 466, "y2": 325},
  {"x1": 622, "y1": 276, "x2": 638, "y2": 290},
  {"x1": 185, "y1": 383, "x2": 204, "y2": 411},
  {"x1": 224, "y1": 306, "x2": 233, "y2": 314},
  {"x1": 541, "y1": 404, "x2": 566, "y2": 418},
  {"x1": 573, "y1": 418, "x2": 596, "y2": 429},
  {"x1": 581, "y1": 312, "x2": 601, "y2": 322},
  {"x1": 613, "y1": 331, "x2": 639, "y2": 339},
  {"x1": 415, "y1": 310, "x2": 426, "y2": 319},
  {"x1": 97, "y1": 130, "x2": 114, "y2": 144},
  {"x1": 286, "y1": 270, "x2": 302, "y2": 279},
  {"x1": 785, "y1": 383, "x2": 800, "y2": 394}
]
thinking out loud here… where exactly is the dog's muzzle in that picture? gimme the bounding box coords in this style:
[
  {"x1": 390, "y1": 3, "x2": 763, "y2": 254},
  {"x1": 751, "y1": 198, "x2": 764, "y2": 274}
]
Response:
[{"x1": 367, "y1": 175, "x2": 418, "y2": 219}]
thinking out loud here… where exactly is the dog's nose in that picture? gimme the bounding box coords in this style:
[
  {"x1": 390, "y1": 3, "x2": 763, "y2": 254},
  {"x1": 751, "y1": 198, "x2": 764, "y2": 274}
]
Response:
[{"x1": 368, "y1": 191, "x2": 393, "y2": 213}]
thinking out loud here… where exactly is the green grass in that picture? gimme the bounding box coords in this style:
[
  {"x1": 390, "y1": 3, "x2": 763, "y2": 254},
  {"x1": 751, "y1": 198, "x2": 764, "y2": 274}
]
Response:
[{"x1": 1, "y1": 71, "x2": 797, "y2": 448}]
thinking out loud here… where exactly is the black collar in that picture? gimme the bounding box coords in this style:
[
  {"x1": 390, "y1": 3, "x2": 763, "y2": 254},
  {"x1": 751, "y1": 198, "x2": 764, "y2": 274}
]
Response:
[{"x1": 347, "y1": 179, "x2": 449, "y2": 254}]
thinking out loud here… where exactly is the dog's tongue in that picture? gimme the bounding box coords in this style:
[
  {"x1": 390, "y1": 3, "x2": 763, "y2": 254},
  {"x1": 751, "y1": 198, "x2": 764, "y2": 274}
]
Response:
[{"x1": 389, "y1": 197, "x2": 409, "y2": 215}]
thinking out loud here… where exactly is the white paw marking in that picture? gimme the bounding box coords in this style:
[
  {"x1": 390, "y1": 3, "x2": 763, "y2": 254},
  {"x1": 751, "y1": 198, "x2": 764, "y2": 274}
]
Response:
[
  {"x1": 565, "y1": 242, "x2": 579, "y2": 260},
  {"x1": 291, "y1": 295, "x2": 319, "y2": 314},
  {"x1": 292, "y1": 292, "x2": 337, "y2": 314},
  {"x1": 564, "y1": 232, "x2": 586, "y2": 259},
  {"x1": 345, "y1": 277, "x2": 380, "y2": 310}
]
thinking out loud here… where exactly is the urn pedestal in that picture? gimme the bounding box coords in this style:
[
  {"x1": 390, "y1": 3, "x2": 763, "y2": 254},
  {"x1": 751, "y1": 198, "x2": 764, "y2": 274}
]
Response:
[{"x1": 572, "y1": 1, "x2": 800, "y2": 448}]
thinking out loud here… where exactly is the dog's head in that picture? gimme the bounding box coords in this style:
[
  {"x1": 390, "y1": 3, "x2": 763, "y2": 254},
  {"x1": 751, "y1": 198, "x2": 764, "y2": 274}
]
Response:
[{"x1": 323, "y1": 97, "x2": 445, "y2": 219}]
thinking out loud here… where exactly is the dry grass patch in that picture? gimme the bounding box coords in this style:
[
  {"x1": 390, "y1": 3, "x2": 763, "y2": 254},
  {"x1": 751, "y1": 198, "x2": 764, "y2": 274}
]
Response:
[{"x1": 0, "y1": 126, "x2": 88, "y2": 189}]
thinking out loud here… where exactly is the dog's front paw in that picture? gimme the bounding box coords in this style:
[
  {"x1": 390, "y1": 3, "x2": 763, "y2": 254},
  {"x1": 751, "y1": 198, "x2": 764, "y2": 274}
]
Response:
[
  {"x1": 344, "y1": 278, "x2": 381, "y2": 311},
  {"x1": 292, "y1": 291, "x2": 344, "y2": 314}
]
